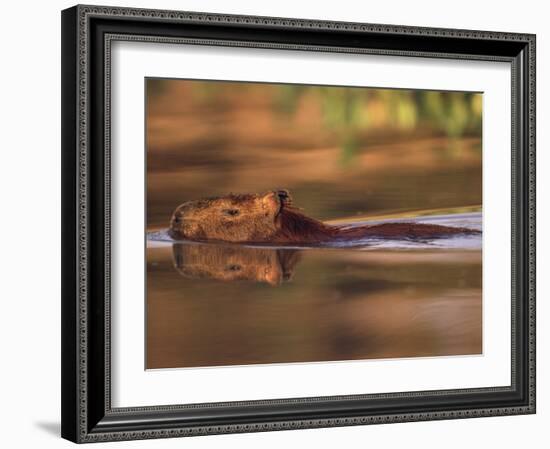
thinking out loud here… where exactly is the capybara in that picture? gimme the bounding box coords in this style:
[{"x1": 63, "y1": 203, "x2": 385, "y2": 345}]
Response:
[{"x1": 168, "y1": 190, "x2": 479, "y2": 244}]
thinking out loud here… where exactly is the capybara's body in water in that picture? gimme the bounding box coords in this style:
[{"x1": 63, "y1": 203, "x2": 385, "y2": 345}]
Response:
[{"x1": 168, "y1": 190, "x2": 479, "y2": 244}]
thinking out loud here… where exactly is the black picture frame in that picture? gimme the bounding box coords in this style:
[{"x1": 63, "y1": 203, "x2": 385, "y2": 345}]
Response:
[{"x1": 61, "y1": 4, "x2": 536, "y2": 443}]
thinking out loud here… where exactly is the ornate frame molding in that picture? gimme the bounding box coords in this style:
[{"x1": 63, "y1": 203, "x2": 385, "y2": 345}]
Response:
[{"x1": 62, "y1": 4, "x2": 536, "y2": 443}]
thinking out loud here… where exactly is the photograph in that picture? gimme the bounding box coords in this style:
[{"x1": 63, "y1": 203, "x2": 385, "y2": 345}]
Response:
[{"x1": 145, "y1": 78, "x2": 483, "y2": 369}]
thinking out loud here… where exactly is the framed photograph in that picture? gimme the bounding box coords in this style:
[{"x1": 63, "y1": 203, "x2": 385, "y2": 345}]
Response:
[{"x1": 61, "y1": 4, "x2": 536, "y2": 443}]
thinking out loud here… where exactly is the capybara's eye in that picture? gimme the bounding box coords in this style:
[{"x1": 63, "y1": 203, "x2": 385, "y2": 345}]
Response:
[{"x1": 223, "y1": 209, "x2": 240, "y2": 216}]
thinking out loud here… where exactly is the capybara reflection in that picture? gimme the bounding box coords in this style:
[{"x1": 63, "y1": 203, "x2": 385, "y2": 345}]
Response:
[
  {"x1": 172, "y1": 243, "x2": 301, "y2": 285},
  {"x1": 169, "y1": 190, "x2": 479, "y2": 244}
]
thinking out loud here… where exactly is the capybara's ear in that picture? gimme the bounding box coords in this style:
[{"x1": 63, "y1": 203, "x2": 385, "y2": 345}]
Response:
[{"x1": 276, "y1": 189, "x2": 293, "y2": 206}]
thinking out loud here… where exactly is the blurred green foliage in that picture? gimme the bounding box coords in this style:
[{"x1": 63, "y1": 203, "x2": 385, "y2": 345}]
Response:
[
  {"x1": 149, "y1": 79, "x2": 482, "y2": 166},
  {"x1": 276, "y1": 85, "x2": 481, "y2": 136},
  {"x1": 275, "y1": 85, "x2": 482, "y2": 165}
]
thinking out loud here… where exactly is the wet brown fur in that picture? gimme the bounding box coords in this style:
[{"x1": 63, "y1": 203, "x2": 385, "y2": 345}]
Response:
[
  {"x1": 272, "y1": 206, "x2": 477, "y2": 242},
  {"x1": 169, "y1": 190, "x2": 479, "y2": 244}
]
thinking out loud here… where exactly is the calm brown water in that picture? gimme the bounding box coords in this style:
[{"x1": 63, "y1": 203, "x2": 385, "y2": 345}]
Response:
[
  {"x1": 146, "y1": 238, "x2": 481, "y2": 369},
  {"x1": 145, "y1": 79, "x2": 482, "y2": 369}
]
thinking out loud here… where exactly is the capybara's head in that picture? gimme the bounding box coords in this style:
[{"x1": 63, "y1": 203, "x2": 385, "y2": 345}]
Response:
[{"x1": 169, "y1": 190, "x2": 293, "y2": 242}]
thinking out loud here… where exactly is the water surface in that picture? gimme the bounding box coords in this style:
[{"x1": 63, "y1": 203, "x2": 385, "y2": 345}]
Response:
[{"x1": 146, "y1": 212, "x2": 482, "y2": 369}]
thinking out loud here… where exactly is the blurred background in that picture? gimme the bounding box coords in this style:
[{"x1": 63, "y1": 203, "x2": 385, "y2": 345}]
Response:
[{"x1": 146, "y1": 79, "x2": 482, "y2": 229}]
